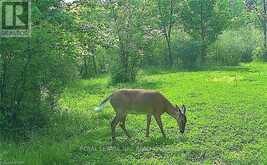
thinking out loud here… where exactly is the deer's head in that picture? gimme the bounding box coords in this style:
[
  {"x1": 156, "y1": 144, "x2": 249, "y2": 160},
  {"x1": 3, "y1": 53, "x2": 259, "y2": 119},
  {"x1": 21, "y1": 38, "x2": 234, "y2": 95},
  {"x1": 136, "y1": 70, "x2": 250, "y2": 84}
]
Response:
[{"x1": 175, "y1": 105, "x2": 187, "y2": 134}]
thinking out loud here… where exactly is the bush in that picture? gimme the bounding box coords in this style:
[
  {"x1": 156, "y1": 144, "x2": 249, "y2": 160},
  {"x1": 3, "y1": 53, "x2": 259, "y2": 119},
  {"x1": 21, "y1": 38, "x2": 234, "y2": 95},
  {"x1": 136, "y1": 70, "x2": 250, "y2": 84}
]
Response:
[
  {"x1": 253, "y1": 47, "x2": 267, "y2": 61},
  {"x1": 207, "y1": 28, "x2": 262, "y2": 66},
  {"x1": 142, "y1": 36, "x2": 165, "y2": 67},
  {"x1": 173, "y1": 38, "x2": 202, "y2": 69},
  {"x1": 0, "y1": 23, "x2": 78, "y2": 131},
  {"x1": 208, "y1": 34, "x2": 242, "y2": 66},
  {"x1": 142, "y1": 31, "x2": 193, "y2": 68},
  {"x1": 253, "y1": 47, "x2": 264, "y2": 60},
  {"x1": 263, "y1": 49, "x2": 267, "y2": 61},
  {"x1": 110, "y1": 52, "x2": 141, "y2": 84},
  {"x1": 111, "y1": 64, "x2": 133, "y2": 83},
  {"x1": 111, "y1": 64, "x2": 139, "y2": 84}
]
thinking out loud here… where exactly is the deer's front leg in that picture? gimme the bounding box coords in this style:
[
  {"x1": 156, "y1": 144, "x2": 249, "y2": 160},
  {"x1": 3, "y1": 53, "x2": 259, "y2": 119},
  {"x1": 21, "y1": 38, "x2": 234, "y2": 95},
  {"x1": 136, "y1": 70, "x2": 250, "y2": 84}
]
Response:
[
  {"x1": 154, "y1": 114, "x2": 166, "y2": 138},
  {"x1": 146, "y1": 114, "x2": 152, "y2": 137}
]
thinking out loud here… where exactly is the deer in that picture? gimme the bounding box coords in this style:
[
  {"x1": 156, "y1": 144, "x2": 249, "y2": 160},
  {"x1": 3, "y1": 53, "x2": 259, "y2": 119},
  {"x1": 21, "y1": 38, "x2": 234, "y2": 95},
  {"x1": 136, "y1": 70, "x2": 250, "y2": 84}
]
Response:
[{"x1": 95, "y1": 89, "x2": 187, "y2": 143}]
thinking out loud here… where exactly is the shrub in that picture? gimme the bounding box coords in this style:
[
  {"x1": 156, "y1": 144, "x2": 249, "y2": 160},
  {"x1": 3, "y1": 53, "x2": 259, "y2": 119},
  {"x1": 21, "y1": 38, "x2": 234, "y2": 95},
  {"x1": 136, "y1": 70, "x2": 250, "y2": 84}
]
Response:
[
  {"x1": 173, "y1": 38, "x2": 202, "y2": 69},
  {"x1": 263, "y1": 49, "x2": 267, "y2": 61},
  {"x1": 110, "y1": 52, "x2": 141, "y2": 84},
  {"x1": 0, "y1": 23, "x2": 78, "y2": 131},
  {"x1": 253, "y1": 47, "x2": 267, "y2": 61},
  {"x1": 207, "y1": 28, "x2": 262, "y2": 66}
]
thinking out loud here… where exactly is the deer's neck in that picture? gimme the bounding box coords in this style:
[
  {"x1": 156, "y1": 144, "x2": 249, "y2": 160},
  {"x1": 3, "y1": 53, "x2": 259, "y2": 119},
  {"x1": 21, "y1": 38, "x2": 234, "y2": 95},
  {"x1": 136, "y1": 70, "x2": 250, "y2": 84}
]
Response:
[{"x1": 164, "y1": 99, "x2": 178, "y2": 120}]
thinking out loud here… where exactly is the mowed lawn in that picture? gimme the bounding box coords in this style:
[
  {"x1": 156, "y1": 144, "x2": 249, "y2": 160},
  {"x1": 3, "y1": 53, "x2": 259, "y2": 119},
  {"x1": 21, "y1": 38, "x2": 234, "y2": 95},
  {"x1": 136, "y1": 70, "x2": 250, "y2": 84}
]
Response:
[{"x1": 1, "y1": 63, "x2": 267, "y2": 164}]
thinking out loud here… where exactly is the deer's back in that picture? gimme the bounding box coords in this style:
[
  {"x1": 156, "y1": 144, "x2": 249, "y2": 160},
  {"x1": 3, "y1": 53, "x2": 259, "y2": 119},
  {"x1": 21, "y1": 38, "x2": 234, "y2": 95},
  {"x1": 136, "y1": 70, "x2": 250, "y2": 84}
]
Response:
[{"x1": 110, "y1": 89, "x2": 167, "y2": 114}]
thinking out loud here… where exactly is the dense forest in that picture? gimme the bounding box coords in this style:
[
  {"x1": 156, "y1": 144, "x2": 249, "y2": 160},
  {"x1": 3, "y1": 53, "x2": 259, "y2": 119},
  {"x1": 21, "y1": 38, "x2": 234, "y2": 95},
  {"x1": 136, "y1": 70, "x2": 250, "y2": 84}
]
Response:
[{"x1": 1, "y1": 0, "x2": 267, "y2": 164}]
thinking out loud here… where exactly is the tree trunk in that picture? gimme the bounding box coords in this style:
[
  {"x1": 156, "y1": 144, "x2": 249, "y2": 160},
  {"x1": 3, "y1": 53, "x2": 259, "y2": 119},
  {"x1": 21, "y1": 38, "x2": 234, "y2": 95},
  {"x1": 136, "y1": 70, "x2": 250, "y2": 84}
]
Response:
[
  {"x1": 166, "y1": 36, "x2": 173, "y2": 66},
  {"x1": 118, "y1": 33, "x2": 128, "y2": 78},
  {"x1": 91, "y1": 49, "x2": 98, "y2": 76},
  {"x1": 168, "y1": 0, "x2": 174, "y2": 67},
  {"x1": 13, "y1": 39, "x2": 33, "y2": 113},
  {"x1": 83, "y1": 56, "x2": 88, "y2": 78},
  {"x1": 200, "y1": 0, "x2": 206, "y2": 64},
  {"x1": 0, "y1": 52, "x2": 9, "y2": 116},
  {"x1": 0, "y1": 55, "x2": 7, "y2": 103},
  {"x1": 110, "y1": 0, "x2": 130, "y2": 81},
  {"x1": 92, "y1": 55, "x2": 97, "y2": 76},
  {"x1": 157, "y1": 0, "x2": 174, "y2": 67},
  {"x1": 263, "y1": 0, "x2": 267, "y2": 48}
]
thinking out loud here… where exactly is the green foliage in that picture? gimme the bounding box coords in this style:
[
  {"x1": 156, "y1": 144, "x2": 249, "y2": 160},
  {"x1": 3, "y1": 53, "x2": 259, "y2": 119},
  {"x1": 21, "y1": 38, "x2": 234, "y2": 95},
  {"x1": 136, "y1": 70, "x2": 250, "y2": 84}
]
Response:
[
  {"x1": 175, "y1": 39, "x2": 202, "y2": 69},
  {"x1": 207, "y1": 28, "x2": 263, "y2": 66},
  {"x1": 142, "y1": 38, "x2": 166, "y2": 67},
  {"x1": 155, "y1": 0, "x2": 178, "y2": 66},
  {"x1": 253, "y1": 47, "x2": 267, "y2": 61},
  {"x1": 111, "y1": 58, "x2": 138, "y2": 84},
  {"x1": 0, "y1": 1, "x2": 78, "y2": 130},
  {"x1": 180, "y1": 0, "x2": 231, "y2": 41},
  {"x1": 107, "y1": 0, "x2": 145, "y2": 83},
  {"x1": 252, "y1": 46, "x2": 264, "y2": 60},
  {"x1": 179, "y1": 0, "x2": 232, "y2": 62},
  {"x1": 72, "y1": 1, "x2": 113, "y2": 79},
  {"x1": 228, "y1": 0, "x2": 257, "y2": 29},
  {"x1": 263, "y1": 49, "x2": 267, "y2": 61}
]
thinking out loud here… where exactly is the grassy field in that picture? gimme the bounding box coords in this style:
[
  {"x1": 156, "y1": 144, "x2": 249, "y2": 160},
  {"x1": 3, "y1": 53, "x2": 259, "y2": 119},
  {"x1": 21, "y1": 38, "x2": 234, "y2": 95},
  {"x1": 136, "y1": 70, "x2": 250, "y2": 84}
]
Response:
[{"x1": 1, "y1": 63, "x2": 267, "y2": 164}]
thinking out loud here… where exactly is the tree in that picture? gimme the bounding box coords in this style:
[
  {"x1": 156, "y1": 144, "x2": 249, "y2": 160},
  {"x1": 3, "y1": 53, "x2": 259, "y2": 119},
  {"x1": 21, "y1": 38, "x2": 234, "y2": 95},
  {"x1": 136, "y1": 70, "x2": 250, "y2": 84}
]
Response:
[
  {"x1": 245, "y1": 0, "x2": 267, "y2": 60},
  {"x1": 107, "y1": 0, "x2": 145, "y2": 83},
  {"x1": 0, "y1": 0, "x2": 78, "y2": 129},
  {"x1": 68, "y1": 0, "x2": 112, "y2": 78},
  {"x1": 156, "y1": 0, "x2": 177, "y2": 67},
  {"x1": 180, "y1": 0, "x2": 231, "y2": 63}
]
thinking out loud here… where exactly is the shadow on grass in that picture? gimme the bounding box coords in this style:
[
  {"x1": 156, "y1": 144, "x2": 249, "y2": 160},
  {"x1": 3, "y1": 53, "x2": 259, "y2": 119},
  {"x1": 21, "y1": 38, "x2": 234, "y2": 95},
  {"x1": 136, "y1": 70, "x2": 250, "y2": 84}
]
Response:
[
  {"x1": 141, "y1": 65, "x2": 250, "y2": 76},
  {"x1": 142, "y1": 136, "x2": 186, "y2": 147},
  {"x1": 198, "y1": 65, "x2": 250, "y2": 72},
  {"x1": 66, "y1": 80, "x2": 110, "y2": 95},
  {"x1": 66, "y1": 78, "x2": 164, "y2": 97},
  {"x1": 120, "y1": 80, "x2": 164, "y2": 90}
]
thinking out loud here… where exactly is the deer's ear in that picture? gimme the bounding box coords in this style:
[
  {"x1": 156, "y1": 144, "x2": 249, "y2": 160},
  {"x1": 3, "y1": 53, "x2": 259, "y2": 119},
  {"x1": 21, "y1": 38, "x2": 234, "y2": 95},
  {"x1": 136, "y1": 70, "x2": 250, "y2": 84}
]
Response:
[
  {"x1": 177, "y1": 106, "x2": 182, "y2": 114},
  {"x1": 178, "y1": 109, "x2": 182, "y2": 115},
  {"x1": 182, "y1": 105, "x2": 186, "y2": 114}
]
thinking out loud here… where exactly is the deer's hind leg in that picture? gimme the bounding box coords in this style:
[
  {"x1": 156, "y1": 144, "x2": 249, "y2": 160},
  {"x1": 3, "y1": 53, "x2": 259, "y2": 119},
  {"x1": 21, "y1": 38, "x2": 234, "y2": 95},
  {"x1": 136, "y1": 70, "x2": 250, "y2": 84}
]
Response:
[
  {"x1": 111, "y1": 113, "x2": 120, "y2": 143},
  {"x1": 119, "y1": 114, "x2": 131, "y2": 138},
  {"x1": 146, "y1": 114, "x2": 152, "y2": 137}
]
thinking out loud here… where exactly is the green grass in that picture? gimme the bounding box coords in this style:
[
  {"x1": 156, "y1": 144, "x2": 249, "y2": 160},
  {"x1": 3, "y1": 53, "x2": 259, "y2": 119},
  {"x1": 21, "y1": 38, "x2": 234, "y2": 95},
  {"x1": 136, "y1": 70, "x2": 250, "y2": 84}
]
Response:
[{"x1": 1, "y1": 62, "x2": 267, "y2": 164}]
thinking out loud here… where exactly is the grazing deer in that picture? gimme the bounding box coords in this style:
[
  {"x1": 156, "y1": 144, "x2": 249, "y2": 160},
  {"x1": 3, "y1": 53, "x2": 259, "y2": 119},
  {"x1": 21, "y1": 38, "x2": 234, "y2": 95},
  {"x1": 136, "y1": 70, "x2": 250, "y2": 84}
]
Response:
[{"x1": 95, "y1": 89, "x2": 187, "y2": 142}]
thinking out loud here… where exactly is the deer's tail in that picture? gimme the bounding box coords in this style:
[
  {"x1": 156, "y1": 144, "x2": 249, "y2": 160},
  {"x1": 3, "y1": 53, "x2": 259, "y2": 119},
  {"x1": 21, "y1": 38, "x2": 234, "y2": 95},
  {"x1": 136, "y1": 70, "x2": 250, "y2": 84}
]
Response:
[{"x1": 94, "y1": 95, "x2": 112, "y2": 112}]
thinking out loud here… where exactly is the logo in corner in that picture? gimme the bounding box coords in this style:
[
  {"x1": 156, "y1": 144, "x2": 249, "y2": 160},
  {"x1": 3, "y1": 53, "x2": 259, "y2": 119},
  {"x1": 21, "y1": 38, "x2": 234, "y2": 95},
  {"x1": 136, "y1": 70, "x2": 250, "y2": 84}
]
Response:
[{"x1": 0, "y1": 0, "x2": 31, "y2": 37}]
